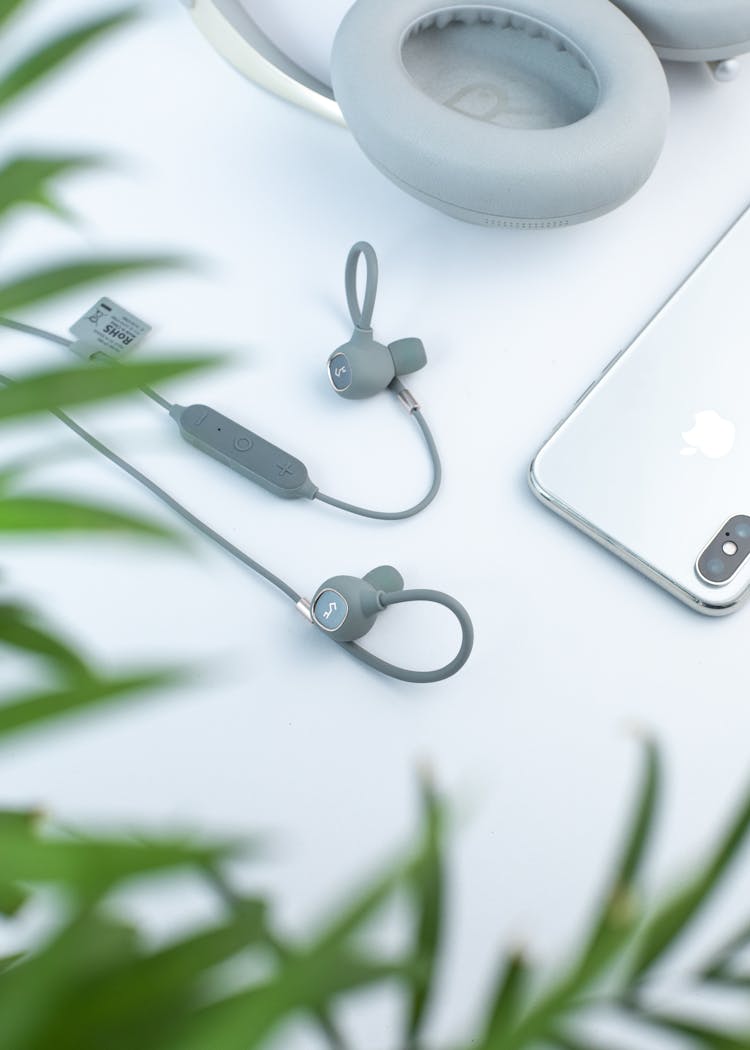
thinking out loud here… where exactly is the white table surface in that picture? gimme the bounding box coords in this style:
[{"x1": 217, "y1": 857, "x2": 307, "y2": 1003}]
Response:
[{"x1": 3, "y1": 2, "x2": 750, "y2": 1044}]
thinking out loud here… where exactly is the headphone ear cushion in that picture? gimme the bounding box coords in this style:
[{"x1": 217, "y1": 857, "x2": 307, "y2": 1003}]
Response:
[
  {"x1": 331, "y1": 0, "x2": 670, "y2": 227},
  {"x1": 611, "y1": 0, "x2": 750, "y2": 61}
]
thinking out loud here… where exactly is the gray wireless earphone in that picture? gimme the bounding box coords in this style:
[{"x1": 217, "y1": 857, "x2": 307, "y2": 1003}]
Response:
[
  {"x1": 0, "y1": 244, "x2": 474, "y2": 684},
  {"x1": 169, "y1": 241, "x2": 441, "y2": 521},
  {"x1": 184, "y1": 0, "x2": 750, "y2": 227},
  {"x1": 329, "y1": 242, "x2": 427, "y2": 400}
]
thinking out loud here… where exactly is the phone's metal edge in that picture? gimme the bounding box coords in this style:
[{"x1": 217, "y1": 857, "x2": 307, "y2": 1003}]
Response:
[
  {"x1": 528, "y1": 199, "x2": 750, "y2": 619},
  {"x1": 532, "y1": 200, "x2": 750, "y2": 458},
  {"x1": 528, "y1": 461, "x2": 746, "y2": 616}
]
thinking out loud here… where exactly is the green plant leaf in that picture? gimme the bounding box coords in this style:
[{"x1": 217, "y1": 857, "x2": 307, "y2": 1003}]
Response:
[
  {"x1": 0, "y1": 810, "x2": 43, "y2": 834},
  {"x1": 577, "y1": 739, "x2": 660, "y2": 968},
  {"x1": 208, "y1": 869, "x2": 348, "y2": 1050},
  {"x1": 0, "y1": 881, "x2": 28, "y2": 917},
  {"x1": 0, "y1": 813, "x2": 37, "y2": 913},
  {"x1": 0, "y1": 668, "x2": 180, "y2": 742},
  {"x1": 0, "y1": 827, "x2": 234, "y2": 896},
  {"x1": 0, "y1": 912, "x2": 151, "y2": 1049},
  {"x1": 0, "y1": 357, "x2": 212, "y2": 421},
  {"x1": 0, "y1": 10, "x2": 138, "y2": 113},
  {"x1": 629, "y1": 1009, "x2": 750, "y2": 1050},
  {"x1": 701, "y1": 920, "x2": 750, "y2": 980},
  {"x1": 472, "y1": 744, "x2": 660, "y2": 1050},
  {"x1": 551, "y1": 1034, "x2": 616, "y2": 1050},
  {"x1": 0, "y1": 155, "x2": 99, "y2": 221},
  {"x1": 31, "y1": 901, "x2": 271, "y2": 1049},
  {"x1": 405, "y1": 774, "x2": 446, "y2": 1047},
  {"x1": 257, "y1": 931, "x2": 348, "y2": 1050},
  {"x1": 163, "y1": 827, "x2": 432, "y2": 1050},
  {"x1": 481, "y1": 952, "x2": 530, "y2": 1046},
  {"x1": 163, "y1": 953, "x2": 409, "y2": 1050},
  {"x1": 629, "y1": 774, "x2": 750, "y2": 979},
  {"x1": 0, "y1": 0, "x2": 32, "y2": 33},
  {"x1": 0, "y1": 496, "x2": 174, "y2": 539},
  {"x1": 0, "y1": 603, "x2": 92, "y2": 678},
  {"x1": 0, "y1": 255, "x2": 181, "y2": 314},
  {"x1": 0, "y1": 953, "x2": 23, "y2": 974}
]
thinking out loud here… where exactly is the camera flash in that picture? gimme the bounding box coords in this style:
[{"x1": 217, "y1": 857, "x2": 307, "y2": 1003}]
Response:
[{"x1": 723, "y1": 541, "x2": 739, "y2": 556}]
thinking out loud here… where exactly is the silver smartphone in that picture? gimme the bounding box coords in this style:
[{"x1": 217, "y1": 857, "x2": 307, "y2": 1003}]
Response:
[{"x1": 530, "y1": 204, "x2": 750, "y2": 616}]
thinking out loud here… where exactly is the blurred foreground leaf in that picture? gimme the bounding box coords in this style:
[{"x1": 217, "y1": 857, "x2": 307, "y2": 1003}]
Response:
[
  {"x1": 472, "y1": 742, "x2": 662, "y2": 1050},
  {"x1": 0, "y1": 155, "x2": 100, "y2": 220},
  {"x1": 0, "y1": 256, "x2": 181, "y2": 314},
  {"x1": 0, "y1": 357, "x2": 212, "y2": 421},
  {"x1": 0, "y1": 10, "x2": 138, "y2": 113},
  {"x1": 0, "y1": 603, "x2": 92, "y2": 678},
  {"x1": 405, "y1": 775, "x2": 445, "y2": 1047},
  {"x1": 0, "y1": 496, "x2": 174, "y2": 539},
  {"x1": 0, "y1": 668, "x2": 181, "y2": 742},
  {"x1": 629, "y1": 772, "x2": 750, "y2": 980},
  {"x1": 0, "y1": 827, "x2": 234, "y2": 896},
  {"x1": 0, "y1": 0, "x2": 31, "y2": 33}
]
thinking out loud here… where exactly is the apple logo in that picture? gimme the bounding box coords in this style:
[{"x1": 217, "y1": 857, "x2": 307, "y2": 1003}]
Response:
[{"x1": 681, "y1": 410, "x2": 736, "y2": 459}]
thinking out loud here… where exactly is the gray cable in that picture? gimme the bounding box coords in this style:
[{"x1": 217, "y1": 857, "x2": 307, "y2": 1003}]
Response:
[
  {"x1": 0, "y1": 370, "x2": 301, "y2": 604},
  {"x1": 0, "y1": 319, "x2": 467, "y2": 682},
  {"x1": 0, "y1": 317, "x2": 73, "y2": 349},
  {"x1": 341, "y1": 589, "x2": 474, "y2": 684},
  {"x1": 0, "y1": 317, "x2": 172, "y2": 411},
  {"x1": 89, "y1": 351, "x2": 173, "y2": 411},
  {"x1": 314, "y1": 397, "x2": 442, "y2": 520},
  {"x1": 0, "y1": 314, "x2": 441, "y2": 521}
]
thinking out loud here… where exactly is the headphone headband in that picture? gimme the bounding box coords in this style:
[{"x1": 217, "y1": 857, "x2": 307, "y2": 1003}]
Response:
[{"x1": 185, "y1": 0, "x2": 344, "y2": 124}]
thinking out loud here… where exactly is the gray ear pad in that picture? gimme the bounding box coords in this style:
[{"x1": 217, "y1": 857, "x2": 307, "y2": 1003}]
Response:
[
  {"x1": 612, "y1": 1, "x2": 750, "y2": 61},
  {"x1": 330, "y1": 0, "x2": 670, "y2": 228}
]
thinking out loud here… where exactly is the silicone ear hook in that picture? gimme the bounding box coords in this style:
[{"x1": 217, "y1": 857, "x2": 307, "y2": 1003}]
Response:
[
  {"x1": 346, "y1": 241, "x2": 379, "y2": 332},
  {"x1": 310, "y1": 566, "x2": 474, "y2": 683},
  {"x1": 328, "y1": 242, "x2": 427, "y2": 400},
  {"x1": 343, "y1": 589, "x2": 475, "y2": 684}
]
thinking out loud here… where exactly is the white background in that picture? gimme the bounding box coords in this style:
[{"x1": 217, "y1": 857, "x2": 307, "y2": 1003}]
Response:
[{"x1": 3, "y1": 1, "x2": 750, "y2": 1045}]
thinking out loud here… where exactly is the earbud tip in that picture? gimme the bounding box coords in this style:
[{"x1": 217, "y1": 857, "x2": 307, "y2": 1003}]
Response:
[
  {"x1": 364, "y1": 565, "x2": 405, "y2": 595},
  {"x1": 389, "y1": 338, "x2": 427, "y2": 378}
]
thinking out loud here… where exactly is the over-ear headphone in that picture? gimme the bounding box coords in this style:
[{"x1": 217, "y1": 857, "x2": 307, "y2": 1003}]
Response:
[{"x1": 183, "y1": 0, "x2": 750, "y2": 228}]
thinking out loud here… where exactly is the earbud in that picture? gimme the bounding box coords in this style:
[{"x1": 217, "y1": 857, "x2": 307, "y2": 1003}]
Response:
[
  {"x1": 327, "y1": 242, "x2": 427, "y2": 400},
  {"x1": 311, "y1": 565, "x2": 404, "y2": 642},
  {"x1": 307, "y1": 563, "x2": 475, "y2": 684},
  {"x1": 168, "y1": 241, "x2": 441, "y2": 521}
]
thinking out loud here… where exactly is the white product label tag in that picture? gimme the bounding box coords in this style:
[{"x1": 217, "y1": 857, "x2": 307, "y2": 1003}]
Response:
[{"x1": 70, "y1": 297, "x2": 151, "y2": 359}]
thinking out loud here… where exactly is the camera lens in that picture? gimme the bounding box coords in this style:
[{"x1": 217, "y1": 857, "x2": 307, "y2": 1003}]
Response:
[
  {"x1": 736, "y1": 522, "x2": 750, "y2": 540},
  {"x1": 706, "y1": 557, "x2": 726, "y2": 577}
]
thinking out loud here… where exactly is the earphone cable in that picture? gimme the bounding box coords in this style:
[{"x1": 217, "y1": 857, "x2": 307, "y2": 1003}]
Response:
[
  {"x1": 0, "y1": 370, "x2": 302, "y2": 604},
  {"x1": 0, "y1": 370, "x2": 472, "y2": 681},
  {"x1": 314, "y1": 392, "x2": 442, "y2": 520},
  {"x1": 0, "y1": 316, "x2": 441, "y2": 520},
  {"x1": 0, "y1": 318, "x2": 172, "y2": 411},
  {"x1": 0, "y1": 317, "x2": 73, "y2": 349},
  {"x1": 0, "y1": 346, "x2": 466, "y2": 680}
]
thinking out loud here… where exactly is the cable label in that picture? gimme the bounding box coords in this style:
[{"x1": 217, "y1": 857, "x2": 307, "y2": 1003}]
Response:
[{"x1": 69, "y1": 297, "x2": 151, "y2": 358}]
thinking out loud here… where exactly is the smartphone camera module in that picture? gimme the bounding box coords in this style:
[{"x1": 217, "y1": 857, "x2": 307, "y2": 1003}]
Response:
[{"x1": 697, "y1": 515, "x2": 750, "y2": 585}]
